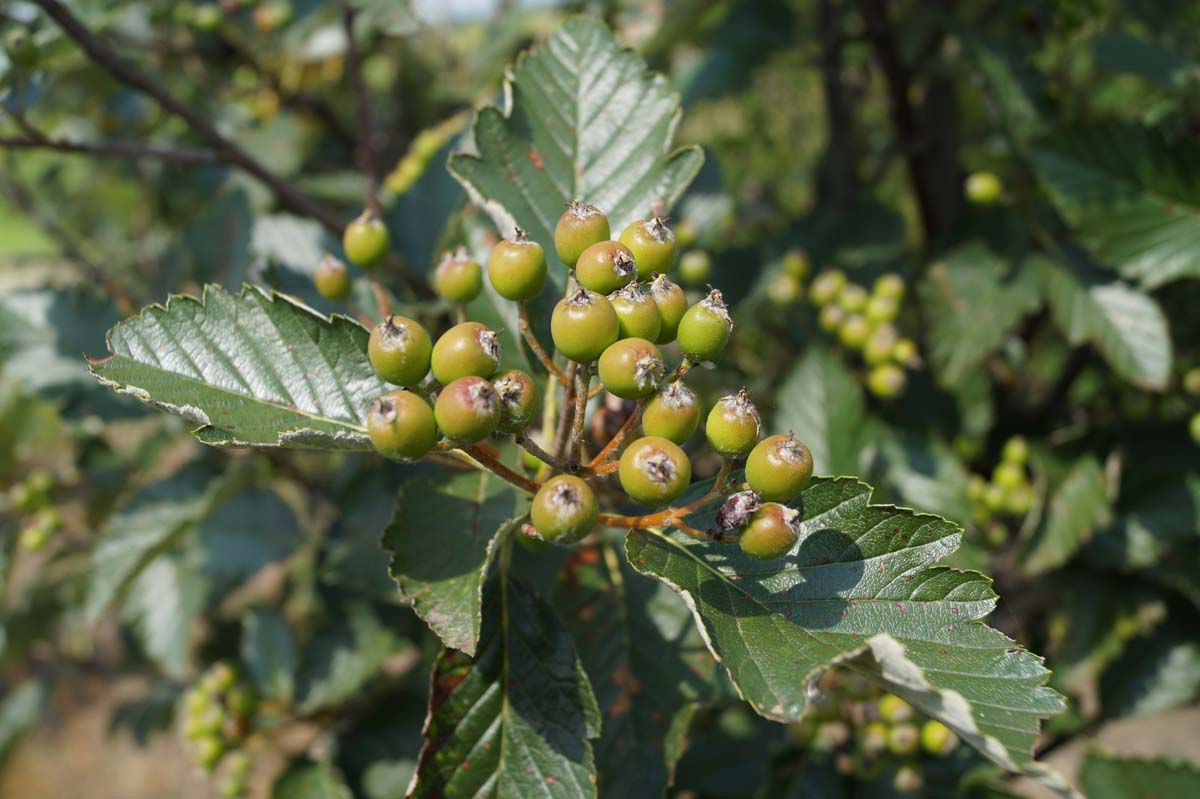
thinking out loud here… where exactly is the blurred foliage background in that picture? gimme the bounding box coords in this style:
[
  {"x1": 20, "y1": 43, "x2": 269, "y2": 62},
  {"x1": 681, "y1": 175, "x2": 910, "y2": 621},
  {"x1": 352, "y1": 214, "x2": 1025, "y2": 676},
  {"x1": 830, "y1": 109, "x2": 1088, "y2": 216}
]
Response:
[{"x1": 2, "y1": 0, "x2": 1200, "y2": 797}]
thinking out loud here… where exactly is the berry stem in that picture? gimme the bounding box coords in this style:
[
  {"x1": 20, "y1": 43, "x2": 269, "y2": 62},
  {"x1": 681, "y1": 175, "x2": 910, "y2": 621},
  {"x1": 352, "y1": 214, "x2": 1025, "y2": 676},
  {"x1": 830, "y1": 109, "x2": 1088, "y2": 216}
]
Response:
[
  {"x1": 587, "y1": 401, "x2": 643, "y2": 468},
  {"x1": 553, "y1": 362, "x2": 579, "y2": 461},
  {"x1": 569, "y1": 364, "x2": 591, "y2": 464},
  {"x1": 664, "y1": 357, "x2": 696, "y2": 384},
  {"x1": 597, "y1": 460, "x2": 734, "y2": 533},
  {"x1": 513, "y1": 434, "x2": 565, "y2": 470},
  {"x1": 458, "y1": 445, "x2": 542, "y2": 494},
  {"x1": 517, "y1": 302, "x2": 569, "y2": 386}
]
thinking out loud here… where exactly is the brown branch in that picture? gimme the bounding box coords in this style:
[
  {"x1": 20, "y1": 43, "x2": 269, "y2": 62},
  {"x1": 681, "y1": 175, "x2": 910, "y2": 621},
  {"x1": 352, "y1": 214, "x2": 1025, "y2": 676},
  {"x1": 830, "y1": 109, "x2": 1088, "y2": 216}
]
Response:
[
  {"x1": 553, "y1": 362, "x2": 578, "y2": 461},
  {"x1": 518, "y1": 302, "x2": 569, "y2": 385},
  {"x1": 569, "y1": 364, "x2": 591, "y2": 465},
  {"x1": 587, "y1": 401, "x2": 642, "y2": 468},
  {"x1": 461, "y1": 445, "x2": 541, "y2": 494},
  {"x1": 33, "y1": 0, "x2": 345, "y2": 236},
  {"x1": 338, "y1": 0, "x2": 383, "y2": 216},
  {"x1": 0, "y1": 134, "x2": 218, "y2": 164},
  {"x1": 513, "y1": 433, "x2": 566, "y2": 471}
]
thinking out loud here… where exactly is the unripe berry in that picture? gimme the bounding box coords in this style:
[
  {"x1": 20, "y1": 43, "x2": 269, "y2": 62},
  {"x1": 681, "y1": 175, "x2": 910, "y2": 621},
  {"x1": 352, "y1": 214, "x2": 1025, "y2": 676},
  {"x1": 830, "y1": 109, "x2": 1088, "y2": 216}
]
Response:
[
  {"x1": 367, "y1": 390, "x2": 438, "y2": 461},
  {"x1": 551, "y1": 288, "x2": 619, "y2": 363},
  {"x1": 863, "y1": 325, "x2": 899, "y2": 366},
  {"x1": 992, "y1": 461, "x2": 1025, "y2": 491},
  {"x1": 767, "y1": 273, "x2": 802, "y2": 306},
  {"x1": 864, "y1": 294, "x2": 898, "y2": 325},
  {"x1": 920, "y1": 720, "x2": 958, "y2": 755},
  {"x1": 867, "y1": 364, "x2": 906, "y2": 398},
  {"x1": 887, "y1": 723, "x2": 920, "y2": 756},
  {"x1": 431, "y1": 249, "x2": 483, "y2": 304},
  {"x1": 225, "y1": 684, "x2": 256, "y2": 718},
  {"x1": 782, "y1": 249, "x2": 809, "y2": 279},
  {"x1": 1191, "y1": 412, "x2": 1200, "y2": 445},
  {"x1": 206, "y1": 662, "x2": 238, "y2": 693},
  {"x1": 809, "y1": 270, "x2": 846, "y2": 305},
  {"x1": 431, "y1": 322, "x2": 501, "y2": 383},
  {"x1": 314, "y1": 253, "x2": 351, "y2": 300},
  {"x1": 677, "y1": 250, "x2": 711, "y2": 285},
  {"x1": 1185, "y1": 368, "x2": 1200, "y2": 396},
  {"x1": 965, "y1": 170, "x2": 1003, "y2": 205},
  {"x1": 837, "y1": 283, "x2": 867, "y2": 313},
  {"x1": 705, "y1": 389, "x2": 761, "y2": 458},
  {"x1": 837, "y1": 314, "x2": 870, "y2": 349},
  {"x1": 745, "y1": 434, "x2": 814, "y2": 502},
  {"x1": 343, "y1": 211, "x2": 390, "y2": 267},
  {"x1": 219, "y1": 777, "x2": 244, "y2": 799},
  {"x1": 619, "y1": 436, "x2": 692, "y2": 505},
  {"x1": 434, "y1": 376, "x2": 501, "y2": 443},
  {"x1": 966, "y1": 474, "x2": 988, "y2": 503},
  {"x1": 492, "y1": 369, "x2": 539, "y2": 434},
  {"x1": 878, "y1": 694, "x2": 913, "y2": 723},
  {"x1": 226, "y1": 751, "x2": 252, "y2": 778},
  {"x1": 575, "y1": 240, "x2": 637, "y2": 295},
  {"x1": 619, "y1": 217, "x2": 676, "y2": 279},
  {"x1": 859, "y1": 721, "x2": 889, "y2": 756},
  {"x1": 194, "y1": 734, "x2": 224, "y2": 771},
  {"x1": 610, "y1": 283, "x2": 662, "y2": 341},
  {"x1": 892, "y1": 337, "x2": 918, "y2": 366},
  {"x1": 982, "y1": 482, "x2": 1006, "y2": 514},
  {"x1": 892, "y1": 764, "x2": 923, "y2": 794},
  {"x1": 1004, "y1": 482, "x2": 1035, "y2": 516},
  {"x1": 554, "y1": 200, "x2": 610, "y2": 267},
  {"x1": 873, "y1": 273, "x2": 905, "y2": 301},
  {"x1": 984, "y1": 521, "x2": 1008, "y2": 547},
  {"x1": 488, "y1": 230, "x2": 547, "y2": 301},
  {"x1": 598, "y1": 338, "x2": 665, "y2": 400},
  {"x1": 818, "y1": 303, "x2": 846, "y2": 333},
  {"x1": 738, "y1": 502, "x2": 801, "y2": 560},
  {"x1": 650, "y1": 274, "x2": 688, "y2": 343},
  {"x1": 1002, "y1": 436, "x2": 1029, "y2": 464},
  {"x1": 530, "y1": 474, "x2": 598, "y2": 544},
  {"x1": 677, "y1": 288, "x2": 732, "y2": 362},
  {"x1": 369, "y1": 315, "x2": 433, "y2": 387},
  {"x1": 642, "y1": 381, "x2": 701, "y2": 444}
]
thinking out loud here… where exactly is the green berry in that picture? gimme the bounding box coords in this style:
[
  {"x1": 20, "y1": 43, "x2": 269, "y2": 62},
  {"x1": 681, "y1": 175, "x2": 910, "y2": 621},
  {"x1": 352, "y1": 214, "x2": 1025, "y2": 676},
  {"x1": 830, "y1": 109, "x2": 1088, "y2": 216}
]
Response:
[
  {"x1": 649, "y1": 274, "x2": 688, "y2": 343},
  {"x1": 967, "y1": 474, "x2": 988, "y2": 503},
  {"x1": 887, "y1": 723, "x2": 920, "y2": 756},
  {"x1": 206, "y1": 663, "x2": 238, "y2": 693},
  {"x1": 837, "y1": 314, "x2": 870, "y2": 349},
  {"x1": 809, "y1": 270, "x2": 846, "y2": 305},
  {"x1": 342, "y1": 211, "x2": 390, "y2": 267},
  {"x1": 859, "y1": 721, "x2": 889, "y2": 756},
  {"x1": 982, "y1": 482, "x2": 1006, "y2": 513},
  {"x1": 226, "y1": 750, "x2": 252, "y2": 778},
  {"x1": 551, "y1": 288, "x2": 619, "y2": 363},
  {"x1": 369, "y1": 315, "x2": 433, "y2": 387},
  {"x1": 992, "y1": 462, "x2": 1025, "y2": 491},
  {"x1": 867, "y1": 364, "x2": 906, "y2": 398},
  {"x1": 965, "y1": 170, "x2": 1003, "y2": 205},
  {"x1": 530, "y1": 475, "x2": 598, "y2": 544},
  {"x1": 642, "y1": 381, "x2": 701, "y2": 444},
  {"x1": 434, "y1": 376, "x2": 501, "y2": 443},
  {"x1": 185, "y1": 689, "x2": 209, "y2": 716},
  {"x1": 598, "y1": 338, "x2": 665, "y2": 400},
  {"x1": 705, "y1": 389, "x2": 761, "y2": 458},
  {"x1": 619, "y1": 217, "x2": 676, "y2": 279},
  {"x1": 893, "y1": 764, "x2": 923, "y2": 795},
  {"x1": 367, "y1": 390, "x2": 438, "y2": 461},
  {"x1": 782, "y1": 249, "x2": 809, "y2": 279},
  {"x1": 873, "y1": 273, "x2": 905, "y2": 301},
  {"x1": 864, "y1": 294, "x2": 898, "y2": 324},
  {"x1": 818, "y1": 303, "x2": 846, "y2": 333},
  {"x1": 488, "y1": 230, "x2": 547, "y2": 301},
  {"x1": 678, "y1": 288, "x2": 733, "y2": 362},
  {"x1": 892, "y1": 337, "x2": 918, "y2": 366},
  {"x1": 431, "y1": 249, "x2": 483, "y2": 304},
  {"x1": 219, "y1": 776, "x2": 244, "y2": 799},
  {"x1": 1185, "y1": 368, "x2": 1200, "y2": 396},
  {"x1": 1002, "y1": 436, "x2": 1029, "y2": 465},
  {"x1": 194, "y1": 4, "x2": 222, "y2": 31},
  {"x1": 576, "y1": 240, "x2": 637, "y2": 295},
  {"x1": 767, "y1": 273, "x2": 802, "y2": 305},
  {"x1": 677, "y1": 250, "x2": 711, "y2": 285},
  {"x1": 1004, "y1": 482, "x2": 1035, "y2": 516},
  {"x1": 1191, "y1": 412, "x2": 1200, "y2": 445},
  {"x1": 745, "y1": 434, "x2": 814, "y2": 503},
  {"x1": 863, "y1": 325, "x2": 899, "y2": 366},
  {"x1": 314, "y1": 253, "x2": 351, "y2": 300},
  {"x1": 619, "y1": 436, "x2": 692, "y2": 505},
  {"x1": 984, "y1": 521, "x2": 1008, "y2": 547},
  {"x1": 739, "y1": 503, "x2": 801, "y2": 560},
  {"x1": 837, "y1": 283, "x2": 867, "y2": 313},
  {"x1": 194, "y1": 734, "x2": 224, "y2": 771},
  {"x1": 920, "y1": 720, "x2": 958, "y2": 755},
  {"x1": 610, "y1": 283, "x2": 663, "y2": 341},
  {"x1": 878, "y1": 694, "x2": 913, "y2": 723},
  {"x1": 554, "y1": 200, "x2": 610, "y2": 268},
  {"x1": 492, "y1": 369, "x2": 539, "y2": 434},
  {"x1": 430, "y1": 322, "x2": 501, "y2": 383}
]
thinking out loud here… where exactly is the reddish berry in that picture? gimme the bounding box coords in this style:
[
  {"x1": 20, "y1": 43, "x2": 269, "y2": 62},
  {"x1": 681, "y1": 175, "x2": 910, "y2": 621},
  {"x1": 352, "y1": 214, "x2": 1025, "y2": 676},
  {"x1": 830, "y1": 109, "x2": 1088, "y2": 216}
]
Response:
[
  {"x1": 434, "y1": 376, "x2": 501, "y2": 443},
  {"x1": 492, "y1": 369, "x2": 539, "y2": 434},
  {"x1": 530, "y1": 474, "x2": 598, "y2": 544},
  {"x1": 369, "y1": 315, "x2": 433, "y2": 387},
  {"x1": 738, "y1": 503, "x2": 801, "y2": 560},
  {"x1": 619, "y1": 436, "x2": 692, "y2": 505},
  {"x1": 430, "y1": 322, "x2": 501, "y2": 384}
]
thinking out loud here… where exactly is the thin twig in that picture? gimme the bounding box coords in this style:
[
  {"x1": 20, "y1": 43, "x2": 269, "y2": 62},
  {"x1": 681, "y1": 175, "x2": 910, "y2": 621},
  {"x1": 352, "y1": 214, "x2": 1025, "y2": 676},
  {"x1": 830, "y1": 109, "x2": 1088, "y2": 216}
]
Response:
[
  {"x1": 460, "y1": 445, "x2": 541, "y2": 494},
  {"x1": 553, "y1": 362, "x2": 578, "y2": 461},
  {"x1": 0, "y1": 134, "x2": 218, "y2": 164},
  {"x1": 518, "y1": 302, "x2": 568, "y2": 385},
  {"x1": 338, "y1": 0, "x2": 383, "y2": 216},
  {"x1": 587, "y1": 401, "x2": 642, "y2": 468},
  {"x1": 569, "y1": 364, "x2": 591, "y2": 465},
  {"x1": 513, "y1": 433, "x2": 565, "y2": 471},
  {"x1": 597, "y1": 460, "x2": 733, "y2": 533}
]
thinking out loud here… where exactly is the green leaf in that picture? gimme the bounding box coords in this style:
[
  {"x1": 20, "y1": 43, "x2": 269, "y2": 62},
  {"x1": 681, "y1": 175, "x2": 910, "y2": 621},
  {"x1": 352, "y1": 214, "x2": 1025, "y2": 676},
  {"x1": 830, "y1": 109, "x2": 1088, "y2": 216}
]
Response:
[
  {"x1": 295, "y1": 602, "x2": 408, "y2": 712},
  {"x1": 1033, "y1": 124, "x2": 1200, "y2": 288},
  {"x1": 272, "y1": 761, "x2": 354, "y2": 799},
  {"x1": 773, "y1": 348, "x2": 866, "y2": 476},
  {"x1": 1034, "y1": 255, "x2": 1172, "y2": 390},
  {"x1": 1091, "y1": 30, "x2": 1193, "y2": 89},
  {"x1": 874, "y1": 431, "x2": 973, "y2": 525},
  {"x1": 1082, "y1": 752, "x2": 1200, "y2": 799},
  {"x1": 1100, "y1": 621, "x2": 1200, "y2": 718},
  {"x1": 242, "y1": 608, "x2": 296, "y2": 703},
  {"x1": 0, "y1": 286, "x2": 120, "y2": 396},
  {"x1": 552, "y1": 543, "x2": 727, "y2": 798},
  {"x1": 625, "y1": 477, "x2": 1065, "y2": 771},
  {"x1": 448, "y1": 16, "x2": 702, "y2": 276},
  {"x1": 409, "y1": 576, "x2": 601, "y2": 799},
  {"x1": 121, "y1": 553, "x2": 208, "y2": 678},
  {"x1": 919, "y1": 245, "x2": 1042, "y2": 387},
  {"x1": 1022, "y1": 456, "x2": 1112, "y2": 575},
  {"x1": 89, "y1": 284, "x2": 389, "y2": 450},
  {"x1": 0, "y1": 679, "x2": 45, "y2": 762},
  {"x1": 382, "y1": 471, "x2": 522, "y2": 656}
]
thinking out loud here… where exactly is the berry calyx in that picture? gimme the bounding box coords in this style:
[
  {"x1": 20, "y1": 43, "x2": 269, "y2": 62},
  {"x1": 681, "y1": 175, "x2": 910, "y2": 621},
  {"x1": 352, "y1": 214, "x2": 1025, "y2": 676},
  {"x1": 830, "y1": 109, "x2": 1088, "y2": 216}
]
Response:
[
  {"x1": 619, "y1": 436, "x2": 692, "y2": 505},
  {"x1": 716, "y1": 490, "x2": 760, "y2": 532},
  {"x1": 554, "y1": 200, "x2": 610, "y2": 268},
  {"x1": 369, "y1": 315, "x2": 433, "y2": 387},
  {"x1": 619, "y1": 217, "x2": 676, "y2": 279},
  {"x1": 367, "y1": 390, "x2": 438, "y2": 461},
  {"x1": 642, "y1": 381, "x2": 700, "y2": 444},
  {"x1": 488, "y1": 229, "x2": 547, "y2": 301},
  {"x1": 809, "y1": 270, "x2": 846, "y2": 305},
  {"x1": 745, "y1": 433, "x2": 814, "y2": 502},
  {"x1": 530, "y1": 474, "x2": 598, "y2": 544},
  {"x1": 610, "y1": 283, "x2": 662, "y2": 341},
  {"x1": 342, "y1": 210, "x2": 390, "y2": 267},
  {"x1": 598, "y1": 338, "x2": 665, "y2": 399},
  {"x1": 650, "y1": 274, "x2": 688, "y2": 343},
  {"x1": 738, "y1": 502, "x2": 801, "y2": 560},
  {"x1": 677, "y1": 288, "x2": 733, "y2": 362},
  {"x1": 705, "y1": 389, "x2": 761, "y2": 458},
  {"x1": 314, "y1": 253, "x2": 351, "y2": 300},
  {"x1": 432, "y1": 249, "x2": 483, "y2": 304},
  {"x1": 492, "y1": 369, "x2": 540, "y2": 434},
  {"x1": 430, "y1": 321, "x2": 501, "y2": 383},
  {"x1": 551, "y1": 287, "x2": 619, "y2": 363},
  {"x1": 434, "y1": 376, "x2": 501, "y2": 443},
  {"x1": 575, "y1": 240, "x2": 637, "y2": 295}
]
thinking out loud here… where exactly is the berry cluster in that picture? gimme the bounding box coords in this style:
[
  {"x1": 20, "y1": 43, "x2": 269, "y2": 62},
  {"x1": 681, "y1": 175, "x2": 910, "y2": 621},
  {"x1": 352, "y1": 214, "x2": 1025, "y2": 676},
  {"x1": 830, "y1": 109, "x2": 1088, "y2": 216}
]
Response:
[
  {"x1": 808, "y1": 269, "x2": 919, "y2": 399},
  {"x1": 791, "y1": 671, "x2": 960, "y2": 796},
  {"x1": 181, "y1": 662, "x2": 257, "y2": 797},
  {"x1": 341, "y1": 200, "x2": 816, "y2": 560},
  {"x1": 3, "y1": 468, "x2": 60, "y2": 551},
  {"x1": 966, "y1": 437, "x2": 1035, "y2": 547}
]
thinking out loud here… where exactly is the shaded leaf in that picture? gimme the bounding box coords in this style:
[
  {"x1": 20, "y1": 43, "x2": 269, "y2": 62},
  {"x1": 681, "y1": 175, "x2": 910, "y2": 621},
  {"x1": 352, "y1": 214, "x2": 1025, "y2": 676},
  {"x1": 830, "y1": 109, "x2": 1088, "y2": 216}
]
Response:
[
  {"x1": 296, "y1": 603, "x2": 408, "y2": 712},
  {"x1": 773, "y1": 348, "x2": 866, "y2": 476},
  {"x1": 1022, "y1": 456, "x2": 1112, "y2": 575},
  {"x1": 272, "y1": 761, "x2": 354, "y2": 799},
  {"x1": 121, "y1": 553, "x2": 208, "y2": 678},
  {"x1": 242, "y1": 608, "x2": 296, "y2": 703},
  {"x1": 1082, "y1": 752, "x2": 1200, "y2": 799},
  {"x1": 1100, "y1": 620, "x2": 1200, "y2": 718},
  {"x1": 0, "y1": 680, "x2": 45, "y2": 762}
]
